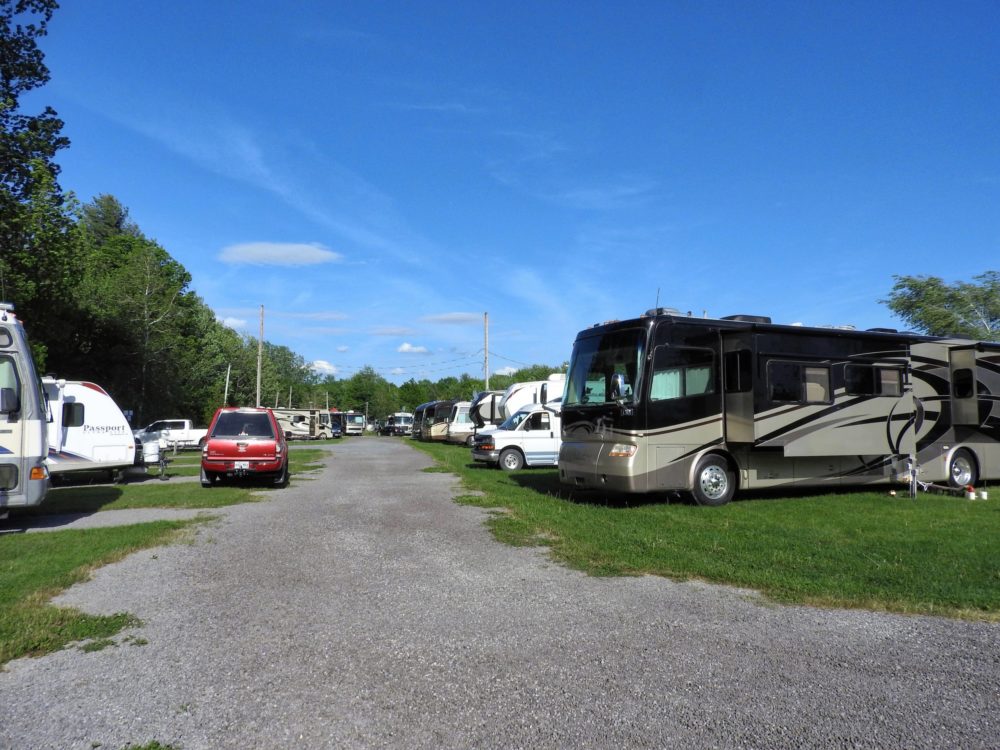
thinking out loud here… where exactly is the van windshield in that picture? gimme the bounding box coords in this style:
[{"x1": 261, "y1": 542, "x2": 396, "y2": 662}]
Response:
[
  {"x1": 500, "y1": 410, "x2": 531, "y2": 431},
  {"x1": 212, "y1": 412, "x2": 274, "y2": 438}
]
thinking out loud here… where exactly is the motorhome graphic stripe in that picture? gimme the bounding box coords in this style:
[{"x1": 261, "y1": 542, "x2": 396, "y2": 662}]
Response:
[
  {"x1": 0, "y1": 446, "x2": 12, "y2": 455},
  {"x1": 663, "y1": 437, "x2": 725, "y2": 466},
  {"x1": 644, "y1": 416, "x2": 723, "y2": 439}
]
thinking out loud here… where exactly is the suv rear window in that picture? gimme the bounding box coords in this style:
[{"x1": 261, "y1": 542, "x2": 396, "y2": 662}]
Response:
[{"x1": 212, "y1": 412, "x2": 274, "y2": 438}]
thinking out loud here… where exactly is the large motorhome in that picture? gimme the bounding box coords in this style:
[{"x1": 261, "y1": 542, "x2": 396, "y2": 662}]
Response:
[
  {"x1": 559, "y1": 308, "x2": 1000, "y2": 505},
  {"x1": 445, "y1": 401, "x2": 475, "y2": 445},
  {"x1": 423, "y1": 400, "x2": 456, "y2": 442},
  {"x1": 42, "y1": 377, "x2": 137, "y2": 479},
  {"x1": 342, "y1": 410, "x2": 366, "y2": 436},
  {"x1": 0, "y1": 303, "x2": 49, "y2": 509}
]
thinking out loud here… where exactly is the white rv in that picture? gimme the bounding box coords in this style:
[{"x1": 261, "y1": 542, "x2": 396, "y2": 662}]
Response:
[
  {"x1": 0, "y1": 303, "x2": 49, "y2": 509},
  {"x1": 497, "y1": 373, "x2": 566, "y2": 421},
  {"x1": 42, "y1": 377, "x2": 137, "y2": 480},
  {"x1": 445, "y1": 401, "x2": 475, "y2": 445},
  {"x1": 272, "y1": 408, "x2": 333, "y2": 440}
]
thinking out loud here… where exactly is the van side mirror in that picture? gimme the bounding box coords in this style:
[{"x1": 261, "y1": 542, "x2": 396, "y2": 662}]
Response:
[{"x1": 0, "y1": 387, "x2": 19, "y2": 414}]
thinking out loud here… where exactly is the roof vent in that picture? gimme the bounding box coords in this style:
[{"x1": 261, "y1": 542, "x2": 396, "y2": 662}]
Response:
[{"x1": 721, "y1": 314, "x2": 772, "y2": 324}]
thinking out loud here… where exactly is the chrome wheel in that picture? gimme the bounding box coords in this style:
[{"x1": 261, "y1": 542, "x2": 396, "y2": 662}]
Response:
[
  {"x1": 691, "y1": 456, "x2": 735, "y2": 506},
  {"x1": 948, "y1": 450, "x2": 977, "y2": 488}
]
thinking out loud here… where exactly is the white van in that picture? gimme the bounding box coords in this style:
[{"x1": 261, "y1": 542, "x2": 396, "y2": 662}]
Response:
[
  {"x1": 471, "y1": 403, "x2": 562, "y2": 471},
  {"x1": 42, "y1": 377, "x2": 137, "y2": 479}
]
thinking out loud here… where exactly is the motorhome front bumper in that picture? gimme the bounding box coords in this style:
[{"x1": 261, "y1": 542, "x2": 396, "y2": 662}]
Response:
[{"x1": 559, "y1": 440, "x2": 647, "y2": 493}]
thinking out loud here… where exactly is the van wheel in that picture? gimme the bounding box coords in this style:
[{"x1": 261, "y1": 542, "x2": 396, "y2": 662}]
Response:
[
  {"x1": 948, "y1": 449, "x2": 978, "y2": 488},
  {"x1": 691, "y1": 456, "x2": 735, "y2": 506},
  {"x1": 465, "y1": 435, "x2": 475, "y2": 447},
  {"x1": 499, "y1": 448, "x2": 524, "y2": 471}
]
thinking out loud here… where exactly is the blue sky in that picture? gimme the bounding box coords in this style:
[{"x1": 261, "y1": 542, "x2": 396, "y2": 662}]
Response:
[{"x1": 31, "y1": 1, "x2": 999, "y2": 383}]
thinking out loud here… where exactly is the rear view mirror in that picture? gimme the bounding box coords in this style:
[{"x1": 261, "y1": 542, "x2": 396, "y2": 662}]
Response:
[{"x1": 0, "y1": 387, "x2": 19, "y2": 414}]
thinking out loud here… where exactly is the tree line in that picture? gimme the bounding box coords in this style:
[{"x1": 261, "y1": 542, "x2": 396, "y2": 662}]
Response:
[{"x1": 1, "y1": 1, "x2": 996, "y2": 427}]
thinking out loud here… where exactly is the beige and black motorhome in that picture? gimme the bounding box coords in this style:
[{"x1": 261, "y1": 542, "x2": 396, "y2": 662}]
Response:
[
  {"x1": 559, "y1": 308, "x2": 1000, "y2": 505},
  {"x1": 0, "y1": 303, "x2": 49, "y2": 510}
]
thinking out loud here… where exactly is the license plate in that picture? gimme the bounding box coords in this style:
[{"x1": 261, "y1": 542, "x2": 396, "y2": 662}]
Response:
[{"x1": 234, "y1": 461, "x2": 250, "y2": 470}]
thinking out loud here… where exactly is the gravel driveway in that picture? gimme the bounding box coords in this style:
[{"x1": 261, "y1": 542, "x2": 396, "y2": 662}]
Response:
[{"x1": 1, "y1": 438, "x2": 997, "y2": 749}]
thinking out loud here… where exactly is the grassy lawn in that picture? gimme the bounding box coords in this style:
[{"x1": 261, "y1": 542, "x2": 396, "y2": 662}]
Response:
[
  {"x1": 0, "y1": 520, "x2": 203, "y2": 666},
  {"x1": 412, "y1": 440, "x2": 1000, "y2": 620},
  {"x1": 146, "y1": 447, "x2": 327, "y2": 479}
]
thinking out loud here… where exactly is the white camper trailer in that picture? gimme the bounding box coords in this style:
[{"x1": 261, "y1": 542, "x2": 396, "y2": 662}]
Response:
[
  {"x1": 42, "y1": 377, "x2": 137, "y2": 480},
  {"x1": 0, "y1": 303, "x2": 49, "y2": 509},
  {"x1": 497, "y1": 374, "x2": 566, "y2": 421}
]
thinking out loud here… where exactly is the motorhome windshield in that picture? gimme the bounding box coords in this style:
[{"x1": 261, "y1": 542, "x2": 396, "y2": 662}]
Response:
[{"x1": 564, "y1": 327, "x2": 646, "y2": 406}]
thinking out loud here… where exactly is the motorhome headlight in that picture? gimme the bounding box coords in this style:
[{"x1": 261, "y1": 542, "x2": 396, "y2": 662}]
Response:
[{"x1": 607, "y1": 443, "x2": 637, "y2": 458}]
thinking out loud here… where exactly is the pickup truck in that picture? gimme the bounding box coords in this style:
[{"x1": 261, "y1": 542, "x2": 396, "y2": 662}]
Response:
[
  {"x1": 471, "y1": 403, "x2": 561, "y2": 471},
  {"x1": 133, "y1": 418, "x2": 208, "y2": 449}
]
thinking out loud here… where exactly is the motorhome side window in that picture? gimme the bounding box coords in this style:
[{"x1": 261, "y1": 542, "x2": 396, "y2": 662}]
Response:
[
  {"x1": 0, "y1": 357, "x2": 20, "y2": 394},
  {"x1": 649, "y1": 346, "x2": 714, "y2": 401},
  {"x1": 767, "y1": 361, "x2": 831, "y2": 404},
  {"x1": 845, "y1": 364, "x2": 904, "y2": 397},
  {"x1": 952, "y1": 368, "x2": 975, "y2": 399}
]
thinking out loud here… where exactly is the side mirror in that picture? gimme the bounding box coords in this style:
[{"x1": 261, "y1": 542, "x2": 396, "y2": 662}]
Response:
[
  {"x1": 0, "y1": 387, "x2": 19, "y2": 414},
  {"x1": 610, "y1": 373, "x2": 630, "y2": 402}
]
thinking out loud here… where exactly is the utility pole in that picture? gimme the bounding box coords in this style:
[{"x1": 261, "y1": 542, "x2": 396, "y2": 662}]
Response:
[
  {"x1": 484, "y1": 311, "x2": 490, "y2": 390},
  {"x1": 223, "y1": 363, "x2": 231, "y2": 405},
  {"x1": 255, "y1": 305, "x2": 264, "y2": 407}
]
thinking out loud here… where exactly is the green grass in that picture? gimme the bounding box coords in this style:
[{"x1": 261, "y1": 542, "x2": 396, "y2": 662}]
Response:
[
  {"x1": 145, "y1": 447, "x2": 327, "y2": 479},
  {"x1": 0, "y1": 520, "x2": 200, "y2": 666},
  {"x1": 30, "y1": 482, "x2": 258, "y2": 515},
  {"x1": 412, "y1": 441, "x2": 1000, "y2": 620}
]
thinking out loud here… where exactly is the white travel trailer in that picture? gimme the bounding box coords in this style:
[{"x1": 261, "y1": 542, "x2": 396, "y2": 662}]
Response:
[
  {"x1": 272, "y1": 408, "x2": 333, "y2": 440},
  {"x1": 0, "y1": 303, "x2": 49, "y2": 509},
  {"x1": 559, "y1": 308, "x2": 1000, "y2": 505},
  {"x1": 497, "y1": 374, "x2": 565, "y2": 421},
  {"x1": 468, "y1": 390, "x2": 504, "y2": 430},
  {"x1": 43, "y1": 377, "x2": 137, "y2": 479}
]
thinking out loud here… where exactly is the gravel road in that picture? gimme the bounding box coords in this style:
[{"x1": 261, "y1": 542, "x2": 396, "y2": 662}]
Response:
[{"x1": 1, "y1": 438, "x2": 997, "y2": 749}]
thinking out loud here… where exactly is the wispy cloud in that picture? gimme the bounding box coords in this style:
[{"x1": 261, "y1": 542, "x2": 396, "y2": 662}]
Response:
[
  {"x1": 422, "y1": 312, "x2": 481, "y2": 325},
  {"x1": 337, "y1": 345, "x2": 349, "y2": 352},
  {"x1": 271, "y1": 310, "x2": 349, "y2": 321},
  {"x1": 221, "y1": 317, "x2": 247, "y2": 330},
  {"x1": 219, "y1": 242, "x2": 343, "y2": 266},
  {"x1": 398, "y1": 342, "x2": 429, "y2": 354},
  {"x1": 373, "y1": 327, "x2": 415, "y2": 336}
]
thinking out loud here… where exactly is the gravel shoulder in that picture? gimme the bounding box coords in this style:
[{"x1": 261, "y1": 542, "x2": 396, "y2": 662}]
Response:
[{"x1": 0, "y1": 438, "x2": 997, "y2": 749}]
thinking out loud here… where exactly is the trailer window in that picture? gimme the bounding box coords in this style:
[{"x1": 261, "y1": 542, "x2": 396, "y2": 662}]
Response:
[
  {"x1": 650, "y1": 347, "x2": 715, "y2": 401},
  {"x1": 953, "y1": 369, "x2": 975, "y2": 399},
  {"x1": 767, "y1": 361, "x2": 831, "y2": 404}
]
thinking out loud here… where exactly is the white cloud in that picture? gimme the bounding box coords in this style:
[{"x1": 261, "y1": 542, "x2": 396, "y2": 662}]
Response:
[
  {"x1": 218, "y1": 242, "x2": 343, "y2": 266},
  {"x1": 390, "y1": 367, "x2": 405, "y2": 376},
  {"x1": 336, "y1": 345, "x2": 349, "y2": 352},
  {"x1": 494, "y1": 366, "x2": 517, "y2": 376},
  {"x1": 422, "y1": 312, "x2": 481, "y2": 325},
  {"x1": 398, "y1": 342, "x2": 429, "y2": 354},
  {"x1": 221, "y1": 317, "x2": 247, "y2": 330},
  {"x1": 311, "y1": 360, "x2": 339, "y2": 375}
]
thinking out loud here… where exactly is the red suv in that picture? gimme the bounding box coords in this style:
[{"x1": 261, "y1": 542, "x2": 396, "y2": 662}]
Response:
[{"x1": 200, "y1": 407, "x2": 289, "y2": 487}]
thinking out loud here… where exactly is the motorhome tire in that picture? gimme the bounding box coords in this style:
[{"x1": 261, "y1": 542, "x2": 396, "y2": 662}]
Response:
[
  {"x1": 499, "y1": 448, "x2": 524, "y2": 472},
  {"x1": 691, "y1": 456, "x2": 735, "y2": 506},
  {"x1": 948, "y1": 449, "x2": 978, "y2": 488}
]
